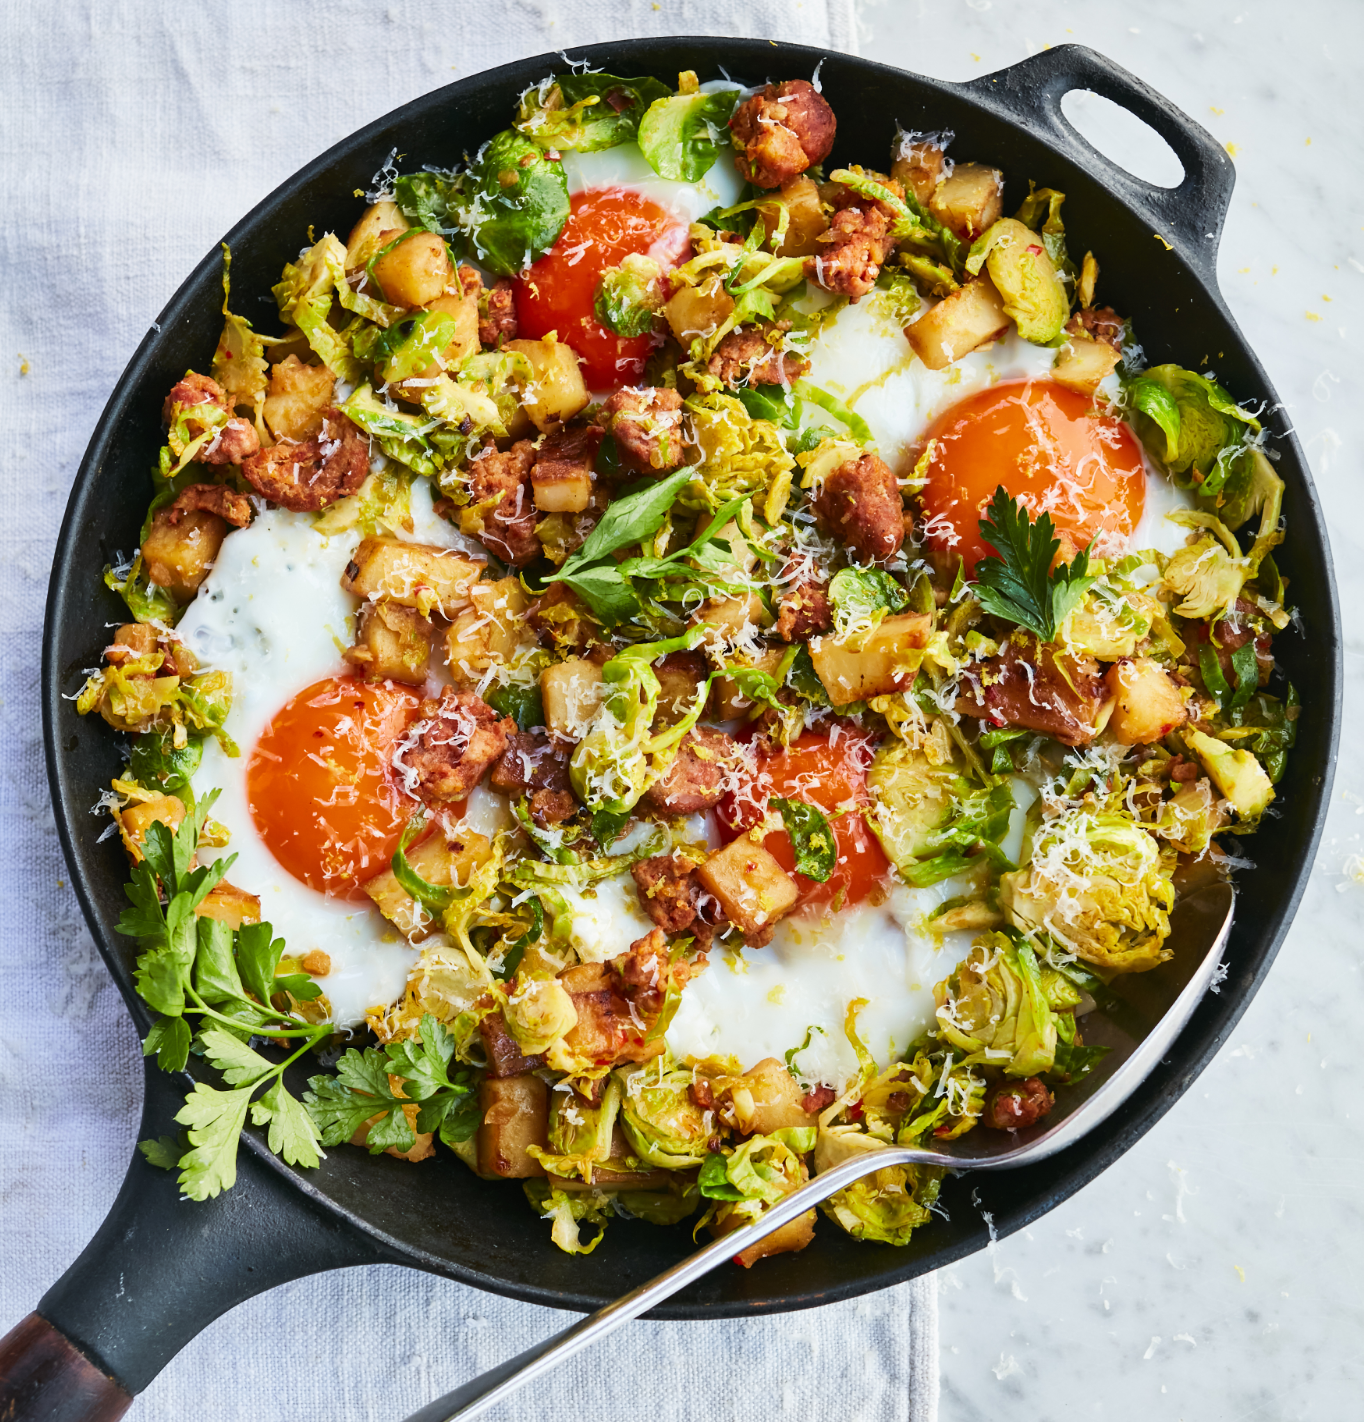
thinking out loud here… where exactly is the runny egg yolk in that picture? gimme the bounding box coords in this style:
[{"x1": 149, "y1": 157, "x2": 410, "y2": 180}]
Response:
[
  {"x1": 247, "y1": 676, "x2": 423, "y2": 900},
  {"x1": 513, "y1": 188, "x2": 690, "y2": 388},
  {"x1": 717, "y1": 728, "x2": 890, "y2": 914},
  {"x1": 919, "y1": 379, "x2": 1146, "y2": 574}
]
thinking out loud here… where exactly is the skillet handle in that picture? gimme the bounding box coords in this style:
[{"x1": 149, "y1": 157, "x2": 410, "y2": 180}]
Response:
[
  {"x1": 0, "y1": 1060, "x2": 397, "y2": 1415},
  {"x1": 959, "y1": 44, "x2": 1234, "y2": 282}
]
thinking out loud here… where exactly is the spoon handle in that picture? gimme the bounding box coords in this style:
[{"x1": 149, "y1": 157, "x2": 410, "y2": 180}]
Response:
[{"x1": 401, "y1": 1145, "x2": 939, "y2": 1422}]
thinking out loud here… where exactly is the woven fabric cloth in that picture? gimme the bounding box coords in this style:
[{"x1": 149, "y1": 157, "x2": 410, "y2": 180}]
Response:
[{"x1": 0, "y1": 2, "x2": 939, "y2": 1418}]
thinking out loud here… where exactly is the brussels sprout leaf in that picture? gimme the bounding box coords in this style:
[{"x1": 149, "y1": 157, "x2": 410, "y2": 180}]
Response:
[
  {"x1": 773, "y1": 797, "x2": 836, "y2": 882},
  {"x1": 638, "y1": 89, "x2": 739, "y2": 182},
  {"x1": 392, "y1": 812, "x2": 458, "y2": 911},
  {"x1": 464, "y1": 130, "x2": 570, "y2": 277},
  {"x1": 698, "y1": 1151, "x2": 747, "y2": 1201}
]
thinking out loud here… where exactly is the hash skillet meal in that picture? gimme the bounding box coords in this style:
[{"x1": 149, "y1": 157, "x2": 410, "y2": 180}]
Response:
[{"x1": 79, "y1": 67, "x2": 1296, "y2": 1262}]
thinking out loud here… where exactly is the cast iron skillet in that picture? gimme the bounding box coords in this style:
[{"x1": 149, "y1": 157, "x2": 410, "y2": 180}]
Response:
[{"x1": 3, "y1": 35, "x2": 1340, "y2": 1420}]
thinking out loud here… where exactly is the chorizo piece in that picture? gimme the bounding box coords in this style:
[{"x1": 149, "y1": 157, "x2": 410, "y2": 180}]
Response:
[
  {"x1": 729, "y1": 80, "x2": 836, "y2": 189},
  {"x1": 239, "y1": 408, "x2": 369, "y2": 512}
]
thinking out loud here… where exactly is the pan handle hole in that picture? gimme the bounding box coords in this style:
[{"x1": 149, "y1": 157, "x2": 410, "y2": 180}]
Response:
[{"x1": 1060, "y1": 89, "x2": 1186, "y2": 189}]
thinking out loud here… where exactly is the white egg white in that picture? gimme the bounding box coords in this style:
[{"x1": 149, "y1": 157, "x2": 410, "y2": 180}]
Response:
[
  {"x1": 176, "y1": 479, "x2": 474, "y2": 1027},
  {"x1": 561, "y1": 141, "x2": 744, "y2": 223}
]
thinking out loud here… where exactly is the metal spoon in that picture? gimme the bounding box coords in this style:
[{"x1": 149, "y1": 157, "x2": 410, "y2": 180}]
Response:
[{"x1": 403, "y1": 880, "x2": 1234, "y2": 1422}]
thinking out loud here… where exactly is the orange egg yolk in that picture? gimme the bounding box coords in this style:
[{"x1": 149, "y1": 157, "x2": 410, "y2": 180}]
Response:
[
  {"x1": 247, "y1": 676, "x2": 424, "y2": 899},
  {"x1": 919, "y1": 379, "x2": 1146, "y2": 574},
  {"x1": 513, "y1": 188, "x2": 690, "y2": 389},
  {"x1": 717, "y1": 727, "x2": 890, "y2": 915}
]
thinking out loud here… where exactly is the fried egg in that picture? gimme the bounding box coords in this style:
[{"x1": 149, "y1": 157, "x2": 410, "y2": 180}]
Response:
[{"x1": 175, "y1": 479, "x2": 475, "y2": 1026}]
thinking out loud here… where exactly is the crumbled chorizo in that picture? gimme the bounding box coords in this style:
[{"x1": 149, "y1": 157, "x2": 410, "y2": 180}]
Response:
[
  {"x1": 631, "y1": 852, "x2": 728, "y2": 952},
  {"x1": 481, "y1": 279, "x2": 518, "y2": 347},
  {"x1": 1069, "y1": 305, "x2": 1126, "y2": 351},
  {"x1": 983, "y1": 1076, "x2": 1054, "y2": 1131},
  {"x1": 807, "y1": 178, "x2": 904, "y2": 300},
  {"x1": 812, "y1": 452, "x2": 904, "y2": 564},
  {"x1": 775, "y1": 571, "x2": 832, "y2": 641},
  {"x1": 489, "y1": 729, "x2": 576, "y2": 827},
  {"x1": 729, "y1": 79, "x2": 837, "y2": 189},
  {"x1": 162, "y1": 372, "x2": 227, "y2": 432},
  {"x1": 705, "y1": 323, "x2": 809, "y2": 389},
  {"x1": 557, "y1": 957, "x2": 665, "y2": 1069},
  {"x1": 239, "y1": 408, "x2": 370, "y2": 512},
  {"x1": 800, "y1": 1083, "x2": 837, "y2": 1115},
  {"x1": 167, "y1": 483, "x2": 254, "y2": 529},
  {"x1": 465, "y1": 439, "x2": 539, "y2": 566},
  {"x1": 643, "y1": 727, "x2": 738, "y2": 815},
  {"x1": 199, "y1": 417, "x2": 261, "y2": 465},
  {"x1": 478, "y1": 1008, "x2": 546, "y2": 1078},
  {"x1": 396, "y1": 688, "x2": 515, "y2": 805},
  {"x1": 601, "y1": 386, "x2": 686, "y2": 472},
  {"x1": 957, "y1": 636, "x2": 1109, "y2": 747}
]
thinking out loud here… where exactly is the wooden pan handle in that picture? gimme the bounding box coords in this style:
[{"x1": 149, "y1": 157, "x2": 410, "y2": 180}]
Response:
[{"x1": 0, "y1": 1313, "x2": 132, "y2": 1421}]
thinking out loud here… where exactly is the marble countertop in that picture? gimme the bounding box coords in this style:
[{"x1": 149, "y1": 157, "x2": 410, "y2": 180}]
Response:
[{"x1": 854, "y1": 1, "x2": 1364, "y2": 1415}]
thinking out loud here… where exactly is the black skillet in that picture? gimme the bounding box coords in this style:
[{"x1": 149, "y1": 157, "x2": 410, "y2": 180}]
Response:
[{"x1": 3, "y1": 36, "x2": 1339, "y2": 1421}]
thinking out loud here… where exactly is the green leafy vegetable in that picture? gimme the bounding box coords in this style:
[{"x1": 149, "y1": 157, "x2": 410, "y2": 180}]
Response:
[
  {"x1": 394, "y1": 171, "x2": 462, "y2": 236},
  {"x1": 128, "y1": 728, "x2": 203, "y2": 795},
  {"x1": 516, "y1": 72, "x2": 671, "y2": 152},
  {"x1": 463, "y1": 129, "x2": 571, "y2": 277},
  {"x1": 637, "y1": 88, "x2": 739, "y2": 181},
  {"x1": 828, "y1": 568, "x2": 909, "y2": 639},
  {"x1": 594, "y1": 255, "x2": 665, "y2": 336},
  {"x1": 1123, "y1": 364, "x2": 1260, "y2": 493},
  {"x1": 485, "y1": 683, "x2": 545, "y2": 731},
  {"x1": 773, "y1": 797, "x2": 836, "y2": 882},
  {"x1": 973, "y1": 486, "x2": 1098, "y2": 643},
  {"x1": 391, "y1": 812, "x2": 458, "y2": 911},
  {"x1": 352, "y1": 308, "x2": 458, "y2": 383}
]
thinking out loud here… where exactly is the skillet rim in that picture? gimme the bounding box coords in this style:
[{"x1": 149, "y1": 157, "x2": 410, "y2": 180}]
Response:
[{"x1": 41, "y1": 34, "x2": 1342, "y2": 1318}]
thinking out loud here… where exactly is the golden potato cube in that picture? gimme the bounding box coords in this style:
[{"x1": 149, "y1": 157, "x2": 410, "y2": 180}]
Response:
[
  {"x1": 1104, "y1": 658, "x2": 1188, "y2": 746},
  {"x1": 1051, "y1": 333, "x2": 1122, "y2": 396},
  {"x1": 904, "y1": 277, "x2": 1011, "y2": 371},
  {"x1": 345, "y1": 199, "x2": 410, "y2": 270},
  {"x1": 118, "y1": 794, "x2": 187, "y2": 863},
  {"x1": 709, "y1": 1202, "x2": 816, "y2": 1268},
  {"x1": 890, "y1": 139, "x2": 946, "y2": 205},
  {"x1": 809, "y1": 612, "x2": 933, "y2": 706},
  {"x1": 477, "y1": 1074, "x2": 549, "y2": 1179},
  {"x1": 344, "y1": 601, "x2": 432, "y2": 685},
  {"x1": 710, "y1": 647, "x2": 786, "y2": 720},
  {"x1": 664, "y1": 277, "x2": 735, "y2": 345},
  {"x1": 364, "y1": 830, "x2": 493, "y2": 938},
  {"x1": 697, "y1": 839, "x2": 799, "y2": 935},
  {"x1": 422, "y1": 290, "x2": 481, "y2": 370},
  {"x1": 758, "y1": 175, "x2": 828, "y2": 258},
  {"x1": 106, "y1": 623, "x2": 157, "y2": 665},
  {"x1": 741, "y1": 1058, "x2": 815, "y2": 1135},
  {"x1": 263, "y1": 354, "x2": 336, "y2": 442},
  {"x1": 928, "y1": 162, "x2": 1004, "y2": 240},
  {"x1": 369, "y1": 230, "x2": 455, "y2": 309},
  {"x1": 690, "y1": 593, "x2": 771, "y2": 646},
  {"x1": 540, "y1": 658, "x2": 603, "y2": 738},
  {"x1": 142, "y1": 508, "x2": 228, "y2": 603},
  {"x1": 341, "y1": 537, "x2": 484, "y2": 618},
  {"x1": 531, "y1": 463, "x2": 592, "y2": 514},
  {"x1": 445, "y1": 578, "x2": 530, "y2": 685},
  {"x1": 505, "y1": 335, "x2": 590, "y2": 431},
  {"x1": 196, "y1": 880, "x2": 261, "y2": 929}
]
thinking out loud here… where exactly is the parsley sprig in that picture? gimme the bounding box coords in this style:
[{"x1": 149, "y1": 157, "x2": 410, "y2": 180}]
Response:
[
  {"x1": 122, "y1": 796, "x2": 330, "y2": 1198},
  {"x1": 973, "y1": 486, "x2": 1098, "y2": 643}
]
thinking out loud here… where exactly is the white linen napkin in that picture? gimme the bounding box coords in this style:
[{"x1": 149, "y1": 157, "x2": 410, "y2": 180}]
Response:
[{"x1": 0, "y1": 2, "x2": 939, "y2": 1417}]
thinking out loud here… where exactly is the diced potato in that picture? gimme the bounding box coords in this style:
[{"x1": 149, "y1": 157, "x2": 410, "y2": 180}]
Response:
[
  {"x1": 739, "y1": 1058, "x2": 814, "y2": 1135},
  {"x1": 105, "y1": 623, "x2": 157, "y2": 666},
  {"x1": 656, "y1": 655, "x2": 708, "y2": 725},
  {"x1": 444, "y1": 577, "x2": 531, "y2": 686},
  {"x1": 142, "y1": 508, "x2": 228, "y2": 602},
  {"x1": 364, "y1": 831, "x2": 493, "y2": 939},
  {"x1": 369, "y1": 230, "x2": 455, "y2": 309},
  {"x1": 928, "y1": 162, "x2": 1004, "y2": 240},
  {"x1": 541, "y1": 658, "x2": 603, "y2": 738},
  {"x1": 345, "y1": 199, "x2": 410, "y2": 270},
  {"x1": 505, "y1": 336, "x2": 590, "y2": 432},
  {"x1": 904, "y1": 277, "x2": 1011, "y2": 371},
  {"x1": 696, "y1": 839, "x2": 799, "y2": 936},
  {"x1": 809, "y1": 612, "x2": 933, "y2": 706},
  {"x1": 890, "y1": 140, "x2": 946, "y2": 205},
  {"x1": 710, "y1": 647, "x2": 785, "y2": 720},
  {"x1": 196, "y1": 880, "x2": 261, "y2": 929},
  {"x1": 344, "y1": 601, "x2": 432, "y2": 685},
  {"x1": 1052, "y1": 333, "x2": 1122, "y2": 396},
  {"x1": 477, "y1": 1074, "x2": 549, "y2": 1179},
  {"x1": 263, "y1": 354, "x2": 336, "y2": 442},
  {"x1": 664, "y1": 277, "x2": 735, "y2": 345},
  {"x1": 532, "y1": 467, "x2": 591, "y2": 514},
  {"x1": 1105, "y1": 658, "x2": 1187, "y2": 746},
  {"x1": 341, "y1": 537, "x2": 484, "y2": 618},
  {"x1": 758, "y1": 175, "x2": 828, "y2": 257},
  {"x1": 709, "y1": 1201, "x2": 816, "y2": 1268},
  {"x1": 690, "y1": 593, "x2": 771, "y2": 646},
  {"x1": 422, "y1": 290, "x2": 481, "y2": 369},
  {"x1": 118, "y1": 794, "x2": 187, "y2": 863}
]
